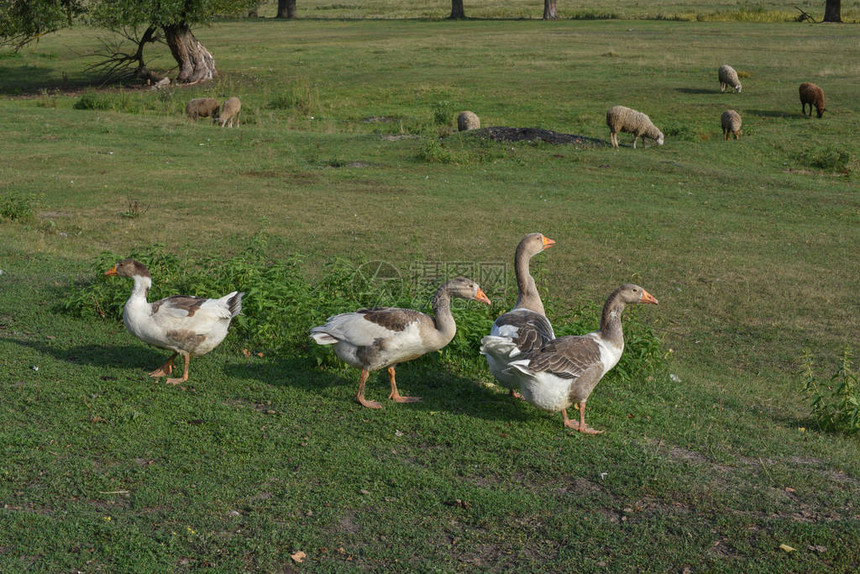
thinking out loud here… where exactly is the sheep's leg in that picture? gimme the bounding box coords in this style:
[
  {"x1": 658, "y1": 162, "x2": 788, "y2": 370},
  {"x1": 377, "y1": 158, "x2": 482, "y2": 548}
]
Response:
[{"x1": 632, "y1": 134, "x2": 638, "y2": 149}]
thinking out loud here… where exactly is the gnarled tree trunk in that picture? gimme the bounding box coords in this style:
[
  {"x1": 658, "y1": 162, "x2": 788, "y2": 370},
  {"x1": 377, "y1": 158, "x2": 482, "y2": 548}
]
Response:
[
  {"x1": 164, "y1": 23, "x2": 216, "y2": 83},
  {"x1": 450, "y1": 0, "x2": 466, "y2": 19},
  {"x1": 543, "y1": 0, "x2": 558, "y2": 19},
  {"x1": 823, "y1": 0, "x2": 841, "y2": 21},
  {"x1": 277, "y1": 0, "x2": 297, "y2": 18}
]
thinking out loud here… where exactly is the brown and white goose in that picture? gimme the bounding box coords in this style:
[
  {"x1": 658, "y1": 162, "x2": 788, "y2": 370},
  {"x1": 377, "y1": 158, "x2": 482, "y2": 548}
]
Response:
[
  {"x1": 484, "y1": 284, "x2": 657, "y2": 433},
  {"x1": 482, "y1": 233, "x2": 555, "y2": 397},
  {"x1": 310, "y1": 277, "x2": 491, "y2": 409},
  {"x1": 105, "y1": 259, "x2": 244, "y2": 385}
]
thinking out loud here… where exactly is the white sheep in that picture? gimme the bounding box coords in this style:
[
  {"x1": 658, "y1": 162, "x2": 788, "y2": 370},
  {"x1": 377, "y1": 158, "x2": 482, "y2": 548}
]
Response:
[
  {"x1": 718, "y1": 65, "x2": 742, "y2": 93},
  {"x1": 605, "y1": 105, "x2": 664, "y2": 149},
  {"x1": 457, "y1": 111, "x2": 480, "y2": 131},
  {"x1": 217, "y1": 97, "x2": 241, "y2": 127},
  {"x1": 721, "y1": 110, "x2": 742, "y2": 140},
  {"x1": 186, "y1": 98, "x2": 220, "y2": 121}
]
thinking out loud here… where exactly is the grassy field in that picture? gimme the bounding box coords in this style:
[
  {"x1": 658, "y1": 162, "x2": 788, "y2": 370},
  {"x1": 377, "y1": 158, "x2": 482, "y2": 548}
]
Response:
[{"x1": 1, "y1": 11, "x2": 859, "y2": 573}]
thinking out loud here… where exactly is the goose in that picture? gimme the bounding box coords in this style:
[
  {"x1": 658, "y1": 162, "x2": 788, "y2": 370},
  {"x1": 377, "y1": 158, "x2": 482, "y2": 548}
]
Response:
[
  {"x1": 310, "y1": 277, "x2": 491, "y2": 409},
  {"x1": 482, "y1": 233, "x2": 556, "y2": 397},
  {"x1": 483, "y1": 284, "x2": 657, "y2": 433},
  {"x1": 105, "y1": 259, "x2": 244, "y2": 385}
]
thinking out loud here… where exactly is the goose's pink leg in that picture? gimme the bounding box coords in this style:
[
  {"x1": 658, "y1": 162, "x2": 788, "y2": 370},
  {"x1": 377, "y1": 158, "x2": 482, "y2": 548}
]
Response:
[
  {"x1": 357, "y1": 369, "x2": 383, "y2": 409},
  {"x1": 166, "y1": 354, "x2": 190, "y2": 385},
  {"x1": 387, "y1": 367, "x2": 420, "y2": 403},
  {"x1": 576, "y1": 401, "x2": 604, "y2": 435},
  {"x1": 149, "y1": 352, "x2": 177, "y2": 377}
]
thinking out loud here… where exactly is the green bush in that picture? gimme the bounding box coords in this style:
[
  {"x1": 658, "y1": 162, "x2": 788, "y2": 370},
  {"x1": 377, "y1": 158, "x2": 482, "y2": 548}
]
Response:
[
  {"x1": 0, "y1": 191, "x2": 35, "y2": 222},
  {"x1": 59, "y1": 240, "x2": 670, "y2": 381},
  {"x1": 801, "y1": 346, "x2": 859, "y2": 434},
  {"x1": 797, "y1": 145, "x2": 851, "y2": 174}
]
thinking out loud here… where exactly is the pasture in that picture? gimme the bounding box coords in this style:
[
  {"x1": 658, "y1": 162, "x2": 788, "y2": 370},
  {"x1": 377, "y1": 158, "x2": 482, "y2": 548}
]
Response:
[{"x1": 1, "y1": 4, "x2": 858, "y2": 572}]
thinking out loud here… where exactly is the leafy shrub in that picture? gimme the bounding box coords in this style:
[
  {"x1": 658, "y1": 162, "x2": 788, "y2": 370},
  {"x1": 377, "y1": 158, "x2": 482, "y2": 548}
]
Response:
[
  {"x1": 59, "y1": 240, "x2": 670, "y2": 381},
  {"x1": 801, "y1": 346, "x2": 859, "y2": 434},
  {"x1": 796, "y1": 146, "x2": 851, "y2": 174},
  {"x1": 73, "y1": 90, "x2": 141, "y2": 113},
  {"x1": 0, "y1": 191, "x2": 35, "y2": 222},
  {"x1": 418, "y1": 139, "x2": 456, "y2": 164},
  {"x1": 432, "y1": 100, "x2": 454, "y2": 126}
]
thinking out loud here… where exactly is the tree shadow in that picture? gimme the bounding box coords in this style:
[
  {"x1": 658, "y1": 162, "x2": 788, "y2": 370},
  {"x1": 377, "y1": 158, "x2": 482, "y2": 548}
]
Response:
[{"x1": 0, "y1": 64, "x2": 107, "y2": 96}]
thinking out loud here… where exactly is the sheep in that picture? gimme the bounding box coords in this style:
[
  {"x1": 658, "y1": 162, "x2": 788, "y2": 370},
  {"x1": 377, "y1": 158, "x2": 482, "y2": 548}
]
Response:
[
  {"x1": 186, "y1": 98, "x2": 220, "y2": 121},
  {"x1": 605, "y1": 105, "x2": 664, "y2": 149},
  {"x1": 799, "y1": 82, "x2": 825, "y2": 118},
  {"x1": 457, "y1": 111, "x2": 480, "y2": 131},
  {"x1": 721, "y1": 110, "x2": 742, "y2": 140},
  {"x1": 718, "y1": 65, "x2": 742, "y2": 94},
  {"x1": 217, "y1": 97, "x2": 242, "y2": 127}
]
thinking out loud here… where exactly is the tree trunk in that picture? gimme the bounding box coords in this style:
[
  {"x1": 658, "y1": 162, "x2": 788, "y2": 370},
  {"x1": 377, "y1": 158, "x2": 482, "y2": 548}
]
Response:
[
  {"x1": 543, "y1": 0, "x2": 558, "y2": 19},
  {"x1": 163, "y1": 24, "x2": 217, "y2": 83},
  {"x1": 277, "y1": 0, "x2": 297, "y2": 19},
  {"x1": 450, "y1": 0, "x2": 466, "y2": 19},
  {"x1": 823, "y1": 0, "x2": 842, "y2": 22}
]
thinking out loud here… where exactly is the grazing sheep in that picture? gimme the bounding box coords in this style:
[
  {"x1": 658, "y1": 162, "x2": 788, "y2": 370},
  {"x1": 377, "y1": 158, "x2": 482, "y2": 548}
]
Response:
[
  {"x1": 605, "y1": 105, "x2": 664, "y2": 149},
  {"x1": 218, "y1": 97, "x2": 241, "y2": 127},
  {"x1": 186, "y1": 98, "x2": 220, "y2": 121},
  {"x1": 799, "y1": 82, "x2": 825, "y2": 118},
  {"x1": 721, "y1": 110, "x2": 742, "y2": 140},
  {"x1": 457, "y1": 111, "x2": 480, "y2": 131},
  {"x1": 718, "y1": 65, "x2": 742, "y2": 93}
]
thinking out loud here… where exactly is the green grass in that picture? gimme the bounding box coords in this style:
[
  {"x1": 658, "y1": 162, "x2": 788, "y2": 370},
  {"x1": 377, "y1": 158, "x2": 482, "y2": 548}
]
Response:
[{"x1": 1, "y1": 13, "x2": 859, "y2": 573}]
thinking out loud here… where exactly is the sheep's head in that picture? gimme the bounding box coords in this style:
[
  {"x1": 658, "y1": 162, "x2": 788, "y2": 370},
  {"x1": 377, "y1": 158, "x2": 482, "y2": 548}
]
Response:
[{"x1": 656, "y1": 132, "x2": 665, "y2": 146}]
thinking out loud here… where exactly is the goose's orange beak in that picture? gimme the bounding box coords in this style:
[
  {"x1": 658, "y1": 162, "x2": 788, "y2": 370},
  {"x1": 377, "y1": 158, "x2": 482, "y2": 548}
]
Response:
[
  {"x1": 542, "y1": 235, "x2": 556, "y2": 249},
  {"x1": 475, "y1": 288, "x2": 491, "y2": 305},
  {"x1": 640, "y1": 289, "x2": 658, "y2": 305},
  {"x1": 105, "y1": 265, "x2": 118, "y2": 276}
]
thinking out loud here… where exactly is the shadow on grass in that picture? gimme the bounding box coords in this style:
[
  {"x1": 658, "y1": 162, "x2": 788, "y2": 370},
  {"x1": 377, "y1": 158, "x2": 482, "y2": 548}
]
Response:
[
  {"x1": 675, "y1": 87, "x2": 721, "y2": 95},
  {"x1": 227, "y1": 355, "x2": 539, "y2": 424},
  {"x1": 746, "y1": 109, "x2": 795, "y2": 118},
  {"x1": 0, "y1": 64, "x2": 106, "y2": 96},
  {"x1": 5, "y1": 336, "x2": 167, "y2": 371}
]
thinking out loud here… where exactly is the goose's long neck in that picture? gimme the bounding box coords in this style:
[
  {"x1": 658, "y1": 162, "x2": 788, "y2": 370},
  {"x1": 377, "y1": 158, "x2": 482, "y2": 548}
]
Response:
[
  {"x1": 514, "y1": 244, "x2": 545, "y2": 315},
  {"x1": 130, "y1": 274, "x2": 152, "y2": 302},
  {"x1": 430, "y1": 285, "x2": 457, "y2": 344},
  {"x1": 598, "y1": 292, "x2": 626, "y2": 348}
]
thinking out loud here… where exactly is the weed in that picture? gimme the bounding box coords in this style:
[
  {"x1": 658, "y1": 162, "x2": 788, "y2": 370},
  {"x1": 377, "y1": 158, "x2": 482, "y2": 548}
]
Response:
[
  {"x1": 801, "y1": 346, "x2": 859, "y2": 434},
  {"x1": 0, "y1": 191, "x2": 35, "y2": 222},
  {"x1": 121, "y1": 198, "x2": 149, "y2": 219},
  {"x1": 432, "y1": 100, "x2": 454, "y2": 126},
  {"x1": 796, "y1": 145, "x2": 851, "y2": 174},
  {"x1": 418, "y1": 138, "x2": 456, "y2": 164},
  {"x1": 73, "y1": 90, "x2": 141, "y2": 113}
]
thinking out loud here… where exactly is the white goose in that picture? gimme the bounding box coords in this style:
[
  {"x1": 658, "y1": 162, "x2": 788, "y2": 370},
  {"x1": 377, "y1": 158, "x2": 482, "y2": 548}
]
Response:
[
  {"x1": 310, "y1": 277, "x2": 491, "y2": 409},
  {"x1": 105, "y1": 259, "x2": 244, "y2": 385},
  {"x1": 483, "y1": 284, "x2": 657, "y2": 434},
  {"x1": 482, "y1": 232, "x2": 556, "y2": 397}
]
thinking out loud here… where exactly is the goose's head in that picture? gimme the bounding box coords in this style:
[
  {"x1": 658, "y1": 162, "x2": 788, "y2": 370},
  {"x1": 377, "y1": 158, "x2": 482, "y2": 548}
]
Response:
[
  {"x1": 519, "y1": 232, "x2": 556, "y2": 258},
  {"x1": 616, "y1": 283, "x2": 659, "y2": 305},
  {"x1": 444, "y1": 277, "x2": 491, "y2": 305},
  {"x1": 105, "y1": 259, "x2": 151, "y2": 279}
]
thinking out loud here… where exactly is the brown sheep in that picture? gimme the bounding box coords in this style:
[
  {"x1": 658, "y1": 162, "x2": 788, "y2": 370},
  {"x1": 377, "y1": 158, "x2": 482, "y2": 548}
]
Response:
[
  {"x1": 457, "y1": 111, "x2": 480, "y2": 131},
  {"x1": 721, "y1": 110, "x2": 742, "y2": 140},
  {"x1": 186, "y1": 98, "x2": 220, "y2": 121},
  {"x1": 218, "y1": 97, "x2": 242, "y2": 127},
  {"x1": 799, "y1": 82, "x2": 825, "y2": 118}
]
